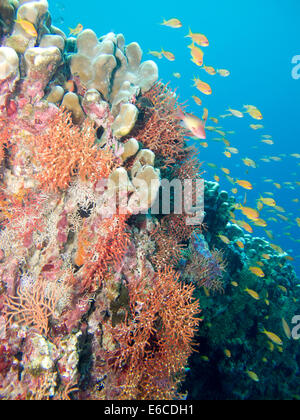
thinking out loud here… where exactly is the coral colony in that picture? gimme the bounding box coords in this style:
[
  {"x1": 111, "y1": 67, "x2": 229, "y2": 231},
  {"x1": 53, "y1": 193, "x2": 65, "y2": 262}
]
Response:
[{"x1": 0, "y1": 0, "x2": 299, "y2": 401}]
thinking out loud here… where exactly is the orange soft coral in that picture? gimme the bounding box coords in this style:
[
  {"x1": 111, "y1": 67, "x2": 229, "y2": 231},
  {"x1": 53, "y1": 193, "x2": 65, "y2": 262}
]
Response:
[
  {"x1": 133, "y1": 82, "x2": 187, "y2": 168},
  {"x1": 29, "y1": 108, "x2": 115, "y2": 193},
  {"x1": 105, "y1": 265, "x2": 201, "y2": 399}
]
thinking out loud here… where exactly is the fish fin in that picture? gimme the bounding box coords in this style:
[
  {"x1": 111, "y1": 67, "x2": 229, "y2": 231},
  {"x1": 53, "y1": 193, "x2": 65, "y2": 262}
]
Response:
[{"x1": 184, "y1": 27, "x2": 192, "y2": 37}]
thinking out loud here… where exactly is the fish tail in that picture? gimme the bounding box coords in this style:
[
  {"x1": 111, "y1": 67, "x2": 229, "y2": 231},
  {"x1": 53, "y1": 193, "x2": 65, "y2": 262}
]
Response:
[{"x1": 185, "y1": 27, "x2": 192, "y2": 37}]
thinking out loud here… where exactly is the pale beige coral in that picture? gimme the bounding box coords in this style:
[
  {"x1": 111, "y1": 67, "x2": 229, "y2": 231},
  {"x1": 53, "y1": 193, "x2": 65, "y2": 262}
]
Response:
[
  {"x1": 131, "y1": 149, "x2": 155, "y2": 178},
  {"x1": 121, "y1": 138, "x2": 139, "y2": 162},
  {"x1": 5, "y1": 0, "x2": 49, "y2": 53},
  {"x1": 70, "y1": 29, "x2": 158, "y2": 118},
  {"x1": 46, "y1": 85, "x2": 64, "y2": 104},
  {"x1": 0, "y1": 46, "x2": 20, "y2": 106},
  {"x1": 40, "y1": 34, "x2": 65, "y2": 51},
  {"x1": 128, "y1": 165, "x2": 161, "y2": 214},
  {"x1": 0, "y1": 46, "x2": 19, "y2": 81},
  {"x1": 111, "y1": 103, "x2": 138, "y2": 139},
  {"x1": 24, "y1": 46, "x2": 61, "y2": 75},
  {"x1": 61, "y1": 92, "x2": 85, "y2": 124}
]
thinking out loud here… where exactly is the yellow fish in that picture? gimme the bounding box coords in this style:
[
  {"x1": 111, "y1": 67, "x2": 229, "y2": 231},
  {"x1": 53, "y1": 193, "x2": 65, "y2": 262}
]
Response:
[
  {"x1": 224, "y1": 151, "x2": 231, "y2": 158},
  {"x1": 242, "y1": 158, "x2": 257, "y2": 168},
  {"x1": 244, "y1": 288, "x2": 260, "y2": 300},
  {"x1": 160, "y1": 18, "x2": 182, "y2": 28},
  {"x1": 246, "y1": 371, "x2": 259, "y2": 382},
  {"x1": 185, "y1": 28, "x2": 209, "y2": 46},
  {"x1": 217, "y1": 69, "x2": 230, "y2": 77},
  {"x1": 244, "y1": 105, "x2": 263, "y2": 120},
  {"x1": 161, "y1": 48, "x2": 175, "y2": 61},
  {"x1": 296, "y1": 217, "x2": 300, "y2": 227},
  {"x1": 15, "y1": 18, "x2": 38, "y2": 37},
  {"x1": 69, "y1": 23, "x2": 83, "y2": 36},
  {"x1": 249, "y1": 266, "x2": 265, "y2": 278},
  {"x1": 237, "y1": 205, "x2": 259, "y2": 221},
  {"x1": 188, "y1": 43, "x2": 204, "y2": 66},
  {"x1": 235, "y1": 180, "x2": 253, "y2": 190},
  {"x1": 192, "y1": 95, "x2": 202, "y2": 106},
  {"x1": 261, "y1": 253, "x2": 270, "y2": 259},
  {"x1": 236, "y1": 240, "x2": 244, "y2": 249},
  {"x1": 173, "y1": 72, "x2": 181, "y2": 78},
  {"x1": 261, "y1": 139, "x2": 274, "y2": 145},
  {"x1": 261, "y1": 328, "x2": 283, "y2": 346},
  {"x1": 221, "y1": 167, "x2": 230, "y2": 175},
  {"x1": 281, "y1": 318, "x2": 291, "y2": 339},
  {"x1": 218, "y1": 234, "x2": 231, "y2": 244},
  {"x1": 202, "y1": 65, "x2": 217, "y2": 75},
  {"x1": 250, "y1": 124, "x2": 263, "y2": 130},
  {"x1": 253, "y1": 218, "x2": 267, "y2": 227},
  {"x1": 259, "y1": 197, "x2": 276, "y2": 207},
  {"x1": 231, "y1": 281, "x2": 239, "y2": 287},
  {"x1": 214, "y1": 175, "x2": 220, "y2": 182},
  {"x1": 192, "y1": 77, "x2": 212, "y2": 95},
  {"x1": 148, "y1": 50, "x2": 163, "y2": 59},
  {"x1": 224, "y1": 349, "x2": 231, "y2": 358},
  {"x1": 228, "y1": 108, "x2": 244, "y2": 118}
]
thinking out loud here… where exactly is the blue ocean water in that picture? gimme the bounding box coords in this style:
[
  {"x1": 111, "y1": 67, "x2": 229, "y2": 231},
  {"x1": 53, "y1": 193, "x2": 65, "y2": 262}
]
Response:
[{"x1": 50, "y1": 0, "x2": 300, "y2": 276}]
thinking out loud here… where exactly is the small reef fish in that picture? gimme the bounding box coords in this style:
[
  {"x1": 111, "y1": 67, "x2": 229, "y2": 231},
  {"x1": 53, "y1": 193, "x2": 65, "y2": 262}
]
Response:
[
  {"x1": 15, "y1": 18, "x2": 37, "y2": 37},
  {"x1": 224, "y1": 151, "x2": 231, "y2": 158},
  {"x1": 237, "y1": 205, "x2": 259, "y2": 221},
  {"x1": 281, "y1": 318, "x2": 291, "y2": 339},
  {"x1": 160, "y1": 18, "x2": 182, "y2": 28},
  {"x1": 69, "y1": 23, "x2": 83, "y2": 36},
  {"x1": 242, "y1": 158, "x2": 257, "y2": 168},
  {"x1": 173, "y1": 72, "x2": 181, "y2": 78},
  {"x1": 250, "y1": 124, "x2": 263, "y2": 130},
  {"x1": 261, "y1": 328, "x2": 283, "y2": 346},
  {"x1": 249, "y1": 266, "x2": 265, "y2": 277},
  {"x1": 202, "y1": 65, "x2": 217, "y2": 75},
  {"x1": 228, "y1": 108, "x2": 243, "y2": 118},
  {"x1": 224, "y1": 349, "x2": 231, "y2": 358},
  {"x1": 148, "y1": 50, "x2": 163, "y2": 59},
  {"x1": 214, "y1": 175, "x2": 220, "y2": 182},
  {"x1": 236, "y1": 240, "x2": 244, "y2": 249},
  {"x1": 192, "y1": 95, "x2": 202, "y2": 106},
  {"x1": 192, "y1": 77, "x2": 212, "y2": 95},
  {"x1": 261, "y1": 139, "x2": 274, "y2": 145},
  {"x1": 161, "y1": 48, "x2": 175, "y2": 61},
  {"x1": 217, "y1": 69, "x2": 230, "y2": 77},
  {"x1": 253, "y1": 218, "x2": 267, "y2": 227},
  {"x1": 235, "y1": 179, "x2": 253, "y2": 190},
  {"x1": 259, "y1": 197, "x2": 276, "y2": 207},
  {"x1": 188, "y1": 43, "x2": 204, "y2": 66},
  {"x1": 179, "y1": 108, "x2": 208, "y2": 139},
  {"x1": 218, "y1": 234, "x2": 231, "y2": 244},
  {"x1": 244, "y1": 105, "x2": 263, "y2": 120},
  {"x1": 231, "y1": 281, "x2": 239, "y2": 287},
  {"x1": 185, "y1": 28, "x2": 209, "y2": 46},
  {"x1": 244, "y1": 288, "x2": 260, "y2": 300},
  {"x1": 246, "y1": 371, "x2": 259, "y2": 382}
]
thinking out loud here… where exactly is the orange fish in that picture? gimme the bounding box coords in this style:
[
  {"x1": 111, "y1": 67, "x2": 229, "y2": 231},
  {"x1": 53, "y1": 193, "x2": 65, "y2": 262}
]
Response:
[
  {"x1": 15, "y1": 18, "x2": 37, "y2": 37},
  {"x1": 179, "y1": 108, "x2": 208, "y2": 139},
  {"x1": 69, "y1": 23, "x2": 83, "y2": 36},
  {"x1": 185, "y1": 28, "x2": 209, "y2": 46},
  {"x1": 235, "y1": 180, "x2": 253, "y2": 190},
  {"x1": 192, "y1": 95, "x2": 202, "y2": 106},
  {"x1": 160, "y1": 18, "x2": 182, "y2": 28},
  {"x1": 192, "y1": 77, "x2": 212, "y2": 95},
  {"x1": 161, "y1": 48, "x2": 175, "y2": 61},
  {"x1": 188, "y1": 43, "x2": 204, "y2": 66}
]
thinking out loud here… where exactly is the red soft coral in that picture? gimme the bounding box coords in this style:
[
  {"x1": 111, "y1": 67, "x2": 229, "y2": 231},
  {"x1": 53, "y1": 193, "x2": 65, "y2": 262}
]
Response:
[{"x1": 29, "y1": 108, "x2": 115, "y2": 193}]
